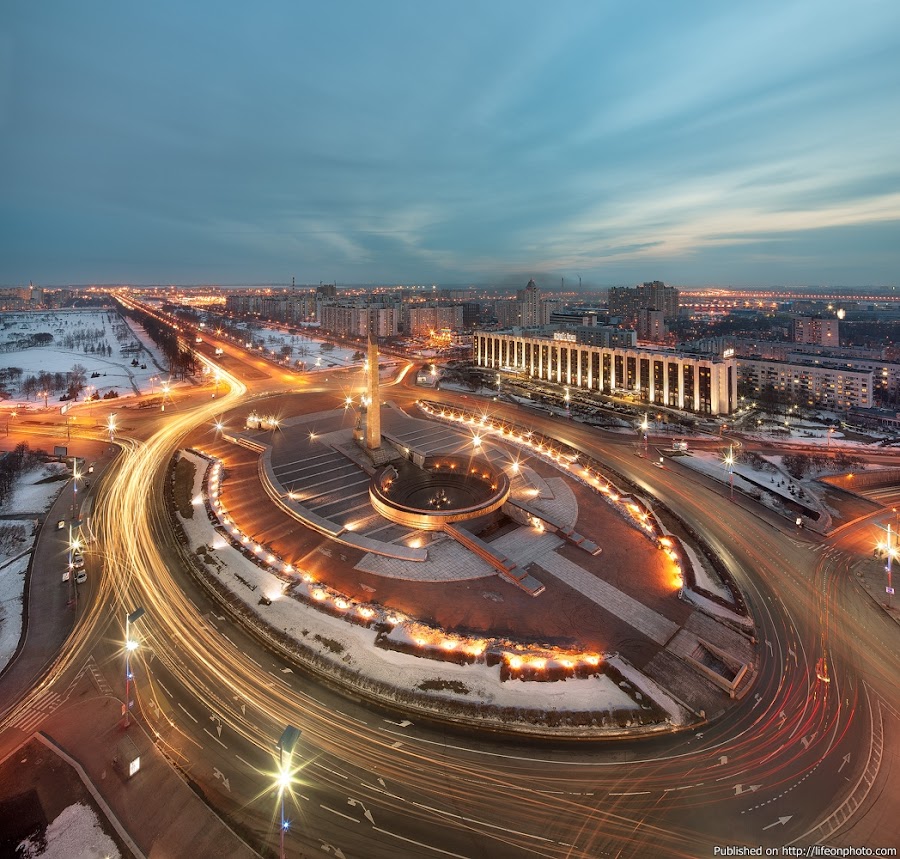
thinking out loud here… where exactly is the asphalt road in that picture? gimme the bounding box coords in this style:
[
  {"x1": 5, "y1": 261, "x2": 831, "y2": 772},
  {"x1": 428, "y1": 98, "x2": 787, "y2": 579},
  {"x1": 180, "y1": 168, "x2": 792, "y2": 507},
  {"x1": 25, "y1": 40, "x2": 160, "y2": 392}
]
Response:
[{"x1": 2, "y1": 331, "x2": 899, "y2": 858}]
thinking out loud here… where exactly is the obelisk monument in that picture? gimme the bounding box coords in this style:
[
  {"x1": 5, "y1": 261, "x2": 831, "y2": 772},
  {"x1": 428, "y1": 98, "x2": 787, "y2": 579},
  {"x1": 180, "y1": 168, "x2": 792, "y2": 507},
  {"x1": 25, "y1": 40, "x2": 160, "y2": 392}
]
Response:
[{"x1": 366, "y1": 333, "x2": 381, "y2": 450}]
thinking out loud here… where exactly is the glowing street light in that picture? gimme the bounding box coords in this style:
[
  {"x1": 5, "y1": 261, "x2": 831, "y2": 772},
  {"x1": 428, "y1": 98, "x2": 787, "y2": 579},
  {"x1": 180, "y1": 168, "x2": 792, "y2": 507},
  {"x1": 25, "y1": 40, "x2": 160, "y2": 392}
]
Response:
[
  {"x1": 106, "y1": 413, "x2": 117, "y2": 443},
  {"x1": 723, "y1": 444, "x2": 735, "y2": 501},
  {"x1": 123, "y1": 607, "x2": 146, "y2": 727},
  {"x1": 276, "y1": 725, "x2": 301, "y2": 859}
]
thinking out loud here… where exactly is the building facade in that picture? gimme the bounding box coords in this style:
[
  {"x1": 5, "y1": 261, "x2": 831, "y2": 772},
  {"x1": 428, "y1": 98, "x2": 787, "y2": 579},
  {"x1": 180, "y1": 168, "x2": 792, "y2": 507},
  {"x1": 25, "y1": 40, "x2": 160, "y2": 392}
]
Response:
[
  {"x1": 476, "y1": 330, "x2": 736, "y2": 415},
  {"x1": 406, "y1": 304, "x2": 465, "y2": 336},
  {"x1": 737, "y1": 357, "x2": 873, "y2": 410},
  {"x1": 608, "y1": 281, "x2": 680, "y2": 324},
  {"x1": 794, "y1": 315, "x2": 839, "y2": 345}
]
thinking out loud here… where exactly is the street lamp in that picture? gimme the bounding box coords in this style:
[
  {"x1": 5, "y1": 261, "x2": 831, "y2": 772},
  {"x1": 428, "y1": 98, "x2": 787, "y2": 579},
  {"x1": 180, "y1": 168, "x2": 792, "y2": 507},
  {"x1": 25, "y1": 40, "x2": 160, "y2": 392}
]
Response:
[
  {"x1": 106, "y1": 414, "x2": 117, "y2": 443},
  {"x1": 276, "y1": 725, "x2": 301, "y2": 859},
  {"x1": 723, "y1": 444, "x2": 735, "y2": 501},
  {"x1": 640, "y1": 414, "x2": 649, "y2": 452},
  {"x1": 5, "y1": 410, "x2": 17, "y2": 436},
  {"x1": 124, "y1": 607, "x2": 145, "y2": 727}
]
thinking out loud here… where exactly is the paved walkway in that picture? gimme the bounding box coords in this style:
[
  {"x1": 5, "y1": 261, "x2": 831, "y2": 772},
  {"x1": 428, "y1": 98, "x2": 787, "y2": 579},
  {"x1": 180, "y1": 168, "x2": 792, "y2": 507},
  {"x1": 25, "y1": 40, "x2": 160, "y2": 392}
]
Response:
[
  {"x1": 533, "y1": 550, "x2": 680, "y2": 645},
  {"x1": 356, "y1": 536, "x2": 496, "y2": 581}
]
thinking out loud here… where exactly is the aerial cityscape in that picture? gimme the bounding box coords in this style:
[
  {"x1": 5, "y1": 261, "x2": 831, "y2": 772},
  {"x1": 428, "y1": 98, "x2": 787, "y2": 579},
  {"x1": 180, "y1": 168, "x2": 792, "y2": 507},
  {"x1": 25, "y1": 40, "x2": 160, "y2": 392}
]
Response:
[{"x1": 1, "y1": 3, "x2": 899, "y2": 859}]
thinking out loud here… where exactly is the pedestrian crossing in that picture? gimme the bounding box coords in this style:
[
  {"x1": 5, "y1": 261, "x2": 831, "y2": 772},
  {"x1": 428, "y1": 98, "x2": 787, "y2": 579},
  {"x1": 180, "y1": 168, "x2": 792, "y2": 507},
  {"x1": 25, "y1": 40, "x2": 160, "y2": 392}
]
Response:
[
  {"x1": 7, "y1": 688, "x2": 62, "y2": 735},
  {"x1": 6, "y1": 655, "x2": 114, "y2": 735}
]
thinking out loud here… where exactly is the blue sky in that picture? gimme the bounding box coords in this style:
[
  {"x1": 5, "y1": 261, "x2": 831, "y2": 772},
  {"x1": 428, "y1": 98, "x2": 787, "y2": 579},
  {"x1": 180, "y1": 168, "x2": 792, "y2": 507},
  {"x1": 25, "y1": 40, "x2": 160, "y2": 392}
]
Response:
[{"x1": 2, "y1": 1, "x2": 899, "y2": 287}]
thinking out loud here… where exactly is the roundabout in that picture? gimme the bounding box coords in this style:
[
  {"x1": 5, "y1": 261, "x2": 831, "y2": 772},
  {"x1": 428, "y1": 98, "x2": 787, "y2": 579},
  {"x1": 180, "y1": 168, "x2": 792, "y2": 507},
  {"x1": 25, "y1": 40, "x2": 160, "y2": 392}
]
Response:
[{"x1": 182, "y1": 355, "x2": 758, "y2": 737}]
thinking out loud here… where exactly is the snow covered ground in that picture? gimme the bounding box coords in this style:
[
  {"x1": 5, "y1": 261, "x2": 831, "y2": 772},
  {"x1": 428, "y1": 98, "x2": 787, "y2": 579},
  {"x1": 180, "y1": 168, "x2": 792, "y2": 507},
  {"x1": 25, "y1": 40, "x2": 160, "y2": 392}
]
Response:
[
  {"x1": 0, "y1": 464, "x2": 70, "y2": 672},
  {"x1": 17, "y1": 802, "x2": 120, "y2": 859},
  {"x1": 0, "y1": 551, "x2": 30, "y2": 673},
  {"x1": 0, "y1": 462, "x2": 70, "y2": 516},
  {"x1": 177, "y1": 452, "x2": 668, "y2": 723},
  {"x1": 672, "y1": 444, "x2": 868, "y2": 530},
  {"x1": 0, "y1": 309, "x2": 171, "y2": 408}
]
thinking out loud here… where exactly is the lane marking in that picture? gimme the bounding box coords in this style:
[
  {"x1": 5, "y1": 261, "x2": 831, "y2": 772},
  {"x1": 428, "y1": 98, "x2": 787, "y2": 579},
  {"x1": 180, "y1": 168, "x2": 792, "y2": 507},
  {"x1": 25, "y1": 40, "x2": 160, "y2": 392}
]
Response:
[
  {"x1": 177, "y1": 703, "x2": 198, "y2": 723},
  {"x1": 373, "y1": 827, "x2": 473, "y2": 858},
  {"x1": 203, "y1": 728, "x2": 228, "y2": 749},
  {"x1": 320, "y1": 805, "x2": 359, "y2": 823}
]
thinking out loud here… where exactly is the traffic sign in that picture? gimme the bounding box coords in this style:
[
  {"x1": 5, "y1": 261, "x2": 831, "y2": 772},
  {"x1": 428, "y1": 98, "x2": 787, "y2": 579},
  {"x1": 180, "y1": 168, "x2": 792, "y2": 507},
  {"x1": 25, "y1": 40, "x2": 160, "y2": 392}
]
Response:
[{"x1": 887, "y1": 587, "x2": 895, "y2": 595}]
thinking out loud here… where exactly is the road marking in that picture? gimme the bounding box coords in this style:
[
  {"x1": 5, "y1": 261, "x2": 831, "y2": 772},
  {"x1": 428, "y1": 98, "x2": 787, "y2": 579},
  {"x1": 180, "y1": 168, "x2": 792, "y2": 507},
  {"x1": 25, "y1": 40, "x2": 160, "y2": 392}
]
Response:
[
  {"x1": 267, "y1": 671, "x2": 291, "y2": 687},
  {"x1": 241, "y1": 652, "x2": 262, "y2": 667},
  {"x1": 763, "y1": 815, "x2": 792, "y2": 830},
  {"x1": 373, "y1": 826, "x2": 473, "y2": 858},
  {"x1": 412, "y1": 801, "x2": 462, "y2": 819},
  {"x1": 177, "y1": 703, "x2": 198, "y2": 723},
  {"x1": 335, "y1": 709, "x2": 368, "y2": 726},
  {"x1": 203, "y1": 728, "x2": 228, "y2": 749},
  {"x1": 315, "y1": 763, "x2": 349, "y2": 779},
  {"x1": 213, "y1": 767, "x2": 231, "y2": 792},
  {"x1": 838, "y1": 753, "x2": 851, "y2": 773},
  {"x1": 320, "y1": 805, "x2": 359, "y2": 823},
  {"x1": 235, "y1": 754, "x2": 255, "y2": 770},
  {"x1": 609, "y1": 791, "x2": 651, "y2": 796},
  {"x1": 734, "y1": 784, "x2": 761, "y2": 795},
  {"x1": 458, "y1": 815, "x2": 553, "y2": 842},
  {"x1": 157, "y1": 680, "x2": 173, "y2": 698},
  {"x1": 384, "y1": 718, "x2": 413, "y2": 728}
]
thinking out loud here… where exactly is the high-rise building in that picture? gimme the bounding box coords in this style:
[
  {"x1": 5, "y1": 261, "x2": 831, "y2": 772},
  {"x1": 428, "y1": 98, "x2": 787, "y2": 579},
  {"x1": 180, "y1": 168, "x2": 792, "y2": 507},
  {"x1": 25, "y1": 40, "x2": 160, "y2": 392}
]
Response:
[
  {"x1": 637, "y1": 308, "x2": 666, "y2": 342},
  {"x1": 516, "y1": 278, "x2": 541, "y2": 327},
  {"x1": 608, "y1": 281, "x2": 680, "y2": 325},
  {"x1": 794, "y1": 315, "x2": 839, "y2": 346}
]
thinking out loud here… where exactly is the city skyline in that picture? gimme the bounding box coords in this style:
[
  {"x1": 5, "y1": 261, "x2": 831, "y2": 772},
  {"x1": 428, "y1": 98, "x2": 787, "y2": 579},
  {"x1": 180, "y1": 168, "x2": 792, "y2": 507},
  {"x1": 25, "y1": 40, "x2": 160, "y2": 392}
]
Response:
[{"x1": 2, "y1": 2, "x2": 900, "y2": 287}]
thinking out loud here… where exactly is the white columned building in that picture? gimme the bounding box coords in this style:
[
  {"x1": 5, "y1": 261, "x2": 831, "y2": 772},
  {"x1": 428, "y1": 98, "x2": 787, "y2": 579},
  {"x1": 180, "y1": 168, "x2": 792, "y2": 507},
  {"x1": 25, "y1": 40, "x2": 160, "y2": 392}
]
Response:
[{"x1": 476, "y1": 331, "x2": 737, "y2": 416}]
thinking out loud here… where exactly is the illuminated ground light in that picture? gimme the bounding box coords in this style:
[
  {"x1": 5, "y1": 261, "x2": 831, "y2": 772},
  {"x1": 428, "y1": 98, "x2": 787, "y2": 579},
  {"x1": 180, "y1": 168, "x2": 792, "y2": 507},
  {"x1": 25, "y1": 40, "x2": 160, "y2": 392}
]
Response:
[{"x1": 199, "y1": 447, "x2": 682, "y2": 682}]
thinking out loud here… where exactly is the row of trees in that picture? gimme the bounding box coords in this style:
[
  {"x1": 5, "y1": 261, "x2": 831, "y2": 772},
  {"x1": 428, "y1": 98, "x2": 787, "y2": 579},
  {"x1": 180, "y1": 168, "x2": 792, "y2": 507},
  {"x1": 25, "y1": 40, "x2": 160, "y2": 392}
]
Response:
[
  {"x1": 0, "y1": 363, "x2": 89, "y2": 401},
  {"x1": 120, "y1": 306, "x2": 197, "y2": 379},
  {"x1": 0, "y1": 442, "x2": 40, "y2": 508},
  {"x1": 782, "y1": 451, "x2": 864, "y2": 479}
]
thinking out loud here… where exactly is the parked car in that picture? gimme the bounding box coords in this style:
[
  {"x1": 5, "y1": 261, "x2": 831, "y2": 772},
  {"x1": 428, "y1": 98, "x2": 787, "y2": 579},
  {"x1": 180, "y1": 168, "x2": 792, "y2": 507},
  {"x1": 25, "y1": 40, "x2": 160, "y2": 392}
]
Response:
[
  {"x1": 75, "y1": 570, "x2": 87, "y2": 584},
  {"x1": 72, "y1": 555, "x2": 85, "y2": 570}
]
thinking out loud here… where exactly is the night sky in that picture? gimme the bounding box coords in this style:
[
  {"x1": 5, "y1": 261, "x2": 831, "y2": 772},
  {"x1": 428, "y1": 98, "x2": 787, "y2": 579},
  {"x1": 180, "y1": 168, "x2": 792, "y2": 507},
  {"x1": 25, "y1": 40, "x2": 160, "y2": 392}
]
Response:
[{"x1": 2, "y1": 1, "x2": 899, "y2": 287}]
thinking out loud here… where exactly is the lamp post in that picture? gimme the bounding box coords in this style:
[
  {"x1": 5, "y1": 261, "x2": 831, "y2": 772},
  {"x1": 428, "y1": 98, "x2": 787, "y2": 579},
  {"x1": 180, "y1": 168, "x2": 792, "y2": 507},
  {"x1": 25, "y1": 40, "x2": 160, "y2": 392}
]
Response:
[
  {"x1": 70, "y1": 457, "x2": 81, "y2": 523},
  {"x1": 724, "y1": 444, "x2": 735, "y2": 501},
  {"x1": 640, "y1": 414, "x2": 649, "y2": 453},
  {"x1": 5, "y1": 410, "x2": 16, "y2": 436},
  {"x1": 276, "y1": 725, "x2": 301, "y2": 859},
  {"x1": 106, "y1": 413, "x2": 117, "y2": 444},
  {"x1": 66, "y1": 526, "x2": 82, "y2": 609},
  {"x1": 124, "y1": 607, "x2": 145, "y2": 727}
]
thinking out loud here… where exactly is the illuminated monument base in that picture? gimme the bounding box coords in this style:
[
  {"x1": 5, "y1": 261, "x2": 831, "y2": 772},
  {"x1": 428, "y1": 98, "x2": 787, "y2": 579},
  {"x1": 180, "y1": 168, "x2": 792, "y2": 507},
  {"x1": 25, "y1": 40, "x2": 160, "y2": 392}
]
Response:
[{"x1": 370, "y1": 456, "x2": 510, "y2": 531}]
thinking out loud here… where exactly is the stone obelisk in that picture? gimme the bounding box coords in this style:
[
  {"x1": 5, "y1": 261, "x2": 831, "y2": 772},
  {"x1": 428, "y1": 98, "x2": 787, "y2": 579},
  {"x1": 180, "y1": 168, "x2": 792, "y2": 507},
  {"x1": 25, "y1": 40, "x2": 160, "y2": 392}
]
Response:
[{"x1": 366, "y1": 334, "x2": 381, "y2": 450}]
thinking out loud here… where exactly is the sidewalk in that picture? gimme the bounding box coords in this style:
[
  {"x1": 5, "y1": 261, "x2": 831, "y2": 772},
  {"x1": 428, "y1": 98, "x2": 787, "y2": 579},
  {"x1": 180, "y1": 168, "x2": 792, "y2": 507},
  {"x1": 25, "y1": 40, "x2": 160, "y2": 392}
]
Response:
[
  {"x1": 852, "y1": 552, "x2": 900, "y2": 627},
  {"x1": 38, "y1": 693, "x2": 257, "y2": 859}
]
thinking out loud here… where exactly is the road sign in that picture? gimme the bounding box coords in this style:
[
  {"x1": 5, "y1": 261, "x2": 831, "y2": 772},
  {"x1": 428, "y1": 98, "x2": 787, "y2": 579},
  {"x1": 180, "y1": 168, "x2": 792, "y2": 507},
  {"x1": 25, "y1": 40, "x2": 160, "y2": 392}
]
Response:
[{"x1": 887, "y1": 587, "x2": 895, "y2": 595}]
